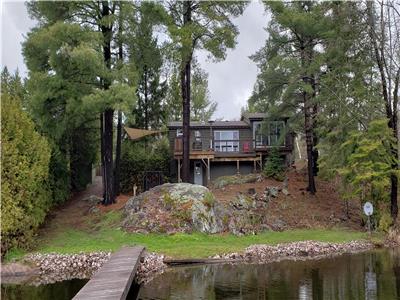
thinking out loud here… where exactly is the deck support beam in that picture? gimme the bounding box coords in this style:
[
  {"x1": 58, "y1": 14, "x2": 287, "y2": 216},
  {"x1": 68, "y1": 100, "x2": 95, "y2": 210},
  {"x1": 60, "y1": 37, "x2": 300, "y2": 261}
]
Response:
[
  {"x1": 207, "y1": 158, "x2": 210, "y2": 184},
  {"x1": 201, "y1": 158, "x2": 211, "y2": 186},
  {"x1": 236, "y1": 160, "x2": 240, "y2": 175},
  {"x1": 177, "y1": 158, "x2": 181, "y2": 183}
]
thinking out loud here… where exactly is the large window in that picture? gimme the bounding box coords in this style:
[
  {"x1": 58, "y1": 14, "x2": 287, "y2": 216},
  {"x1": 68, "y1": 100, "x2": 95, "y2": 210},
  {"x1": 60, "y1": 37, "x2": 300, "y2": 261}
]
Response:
[
  {"x1": 253, "y1": 121, "x2": 285, "y2": 147},
  {"x1": 269, "y1": 121, "x2": 285, "y2": 146},
  {"x1": 214, "y1": 130, "x2": 239, "y2": 152},
  {"x1": 253, "y1": 122, "x2": 266, "y2": 147}
]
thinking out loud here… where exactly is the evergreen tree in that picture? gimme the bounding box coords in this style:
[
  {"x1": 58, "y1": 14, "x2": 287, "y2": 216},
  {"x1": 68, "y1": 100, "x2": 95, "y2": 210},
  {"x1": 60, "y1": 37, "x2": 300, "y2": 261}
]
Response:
[
  {"x1": 24, "y1": 1, "x2": 137, "y2": 205},
  {"x1": 366, "y1": 1, "x2": 400, "y2": 222},
  {"x1": 131, "y1": 2, "x2": 167, "y2": 130},
  {"x1": 191, "y1": 64, "x2": 217, "y2": 122},
  {"x1": 165, "y1": 1, "x2": 247, "y2": 181},
  {"x1": 250, "y1": 1, "x2": 334, "y2": 194},
  {"x1": 1, "y1": 90, "x2": 51, "y2": 255},
  {"x1": 165, "y1": 63, "x2": 217, "y2": 122},
  {"x1": 338, "y1": 119, "x2": 398, "y2": 211}
]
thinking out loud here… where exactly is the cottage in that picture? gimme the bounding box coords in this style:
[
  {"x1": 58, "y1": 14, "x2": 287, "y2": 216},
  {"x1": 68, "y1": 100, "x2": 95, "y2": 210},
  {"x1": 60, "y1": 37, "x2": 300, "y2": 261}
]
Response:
[{"x1": 167, "y1": 113, "x2": 294, "y2": 186}]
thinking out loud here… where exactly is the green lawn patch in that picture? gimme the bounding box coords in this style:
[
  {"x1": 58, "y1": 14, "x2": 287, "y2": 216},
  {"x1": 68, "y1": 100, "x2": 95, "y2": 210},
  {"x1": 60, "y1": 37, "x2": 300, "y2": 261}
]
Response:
[{"x1": 4, "y1": 228, "x2": 379, "y2": 262}]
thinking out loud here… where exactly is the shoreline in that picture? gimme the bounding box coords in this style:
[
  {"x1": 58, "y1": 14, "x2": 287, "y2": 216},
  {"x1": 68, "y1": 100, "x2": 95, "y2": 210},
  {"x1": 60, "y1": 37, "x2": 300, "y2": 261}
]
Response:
[{"x1": 1, "y1": 239, "x2": 380, "y2": 286}]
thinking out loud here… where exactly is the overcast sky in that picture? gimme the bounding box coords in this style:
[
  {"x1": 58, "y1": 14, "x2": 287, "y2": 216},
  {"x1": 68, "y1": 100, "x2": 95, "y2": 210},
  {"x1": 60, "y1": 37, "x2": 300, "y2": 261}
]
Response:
[{"x1": 1, "y1": 0, "x2": 269, "y2": 120}]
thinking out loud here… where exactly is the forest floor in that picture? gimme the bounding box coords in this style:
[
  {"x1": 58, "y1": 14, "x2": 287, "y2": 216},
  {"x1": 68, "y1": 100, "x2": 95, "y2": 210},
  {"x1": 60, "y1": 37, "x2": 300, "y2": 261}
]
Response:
[{"x1": 4, "y1": 170, "x2": 382, "y2": 262}]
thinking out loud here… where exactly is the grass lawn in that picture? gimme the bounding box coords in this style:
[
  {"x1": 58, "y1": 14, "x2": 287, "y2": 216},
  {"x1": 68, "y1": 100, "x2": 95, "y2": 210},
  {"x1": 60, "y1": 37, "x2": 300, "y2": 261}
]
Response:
[{"x1": 5, "y1": 226, "x2": 381, "y2": 262}]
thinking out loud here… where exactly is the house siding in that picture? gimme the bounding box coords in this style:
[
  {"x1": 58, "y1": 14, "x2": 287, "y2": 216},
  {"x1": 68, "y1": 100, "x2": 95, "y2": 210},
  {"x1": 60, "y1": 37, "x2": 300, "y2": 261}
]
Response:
[
  {"x1": 167, "y1": 116, "x2": 295, "y2": 186},
  {"x1": 210, "y1": 162, "x2": 254, "y2": 181}
]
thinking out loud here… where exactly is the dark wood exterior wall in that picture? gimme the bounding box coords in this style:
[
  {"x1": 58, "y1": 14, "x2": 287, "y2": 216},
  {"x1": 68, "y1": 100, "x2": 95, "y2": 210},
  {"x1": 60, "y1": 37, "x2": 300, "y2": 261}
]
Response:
[{"x1": 168, "y1": 121, "x2": 294, "y2": 155}]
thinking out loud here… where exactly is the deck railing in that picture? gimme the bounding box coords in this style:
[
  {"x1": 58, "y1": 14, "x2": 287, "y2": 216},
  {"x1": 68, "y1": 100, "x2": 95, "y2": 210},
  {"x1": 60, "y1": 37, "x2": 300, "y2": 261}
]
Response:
[{"x1": 174, "y1": 137, "x2": 281, "y2": 153}]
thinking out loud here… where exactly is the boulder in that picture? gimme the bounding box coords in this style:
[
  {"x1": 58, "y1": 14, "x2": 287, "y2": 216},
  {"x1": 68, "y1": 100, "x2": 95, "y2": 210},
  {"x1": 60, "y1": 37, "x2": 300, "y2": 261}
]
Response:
[
  {"x1": 123, "y1": 183, "x2": 224, "y2": 234},
  {"x1": 230, "y1": 193, "x2": 256, "y2": 210}
]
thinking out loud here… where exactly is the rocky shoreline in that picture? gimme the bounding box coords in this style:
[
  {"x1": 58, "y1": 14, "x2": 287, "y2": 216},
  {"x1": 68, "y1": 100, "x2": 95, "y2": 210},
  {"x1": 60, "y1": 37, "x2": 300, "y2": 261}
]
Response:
[
  {"x1": 2, "y1": 240, "x2": 376, "y2": 286},
  {"x1": 210, "y1": 240, "x2": 375, "y2": 263},
  {"x1": 2, "y1": 251, "x2": 166, "y2": 286}
]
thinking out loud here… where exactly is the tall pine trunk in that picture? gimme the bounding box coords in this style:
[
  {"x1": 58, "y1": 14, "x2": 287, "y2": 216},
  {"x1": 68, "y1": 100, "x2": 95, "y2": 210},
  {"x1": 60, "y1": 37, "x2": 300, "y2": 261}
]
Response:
[
  {"x1": 300, "y1": 42, "x2": 316, "y2": 194},
  {"x1": 144, "y1": 66, "x2": 148, "y2": 130},
  {"x1": 114, "y1": 9, "x2": 123, "y2": 197},
  {"x1": 100, "y1": 112, "x2": 106, "y2": 199},
  {"x1": 114, "y1": 110, "x2": 122, "y2": 196},
  {"x1": 181, "y1": 1, "x2": 192, "y2": 183},
  {"x1": 304, "y1": 93, "x2": 316, "y2": 194},
  {"x1": 101, "y1": 1, "x2": 115, "y2": 205}
]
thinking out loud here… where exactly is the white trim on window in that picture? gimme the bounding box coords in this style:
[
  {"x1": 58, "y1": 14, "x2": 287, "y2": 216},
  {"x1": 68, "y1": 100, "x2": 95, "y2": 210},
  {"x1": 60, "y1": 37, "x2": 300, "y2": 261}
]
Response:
[{"x1": 213, "y1": 130, "x2": 239, "y2": 152}]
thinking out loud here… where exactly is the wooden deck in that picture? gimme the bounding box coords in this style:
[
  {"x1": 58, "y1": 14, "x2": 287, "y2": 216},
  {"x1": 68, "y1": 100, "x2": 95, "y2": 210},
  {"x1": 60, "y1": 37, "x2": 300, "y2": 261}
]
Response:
[{"x1": 73, "y1": 246, "x2": 145, "y2": 300}]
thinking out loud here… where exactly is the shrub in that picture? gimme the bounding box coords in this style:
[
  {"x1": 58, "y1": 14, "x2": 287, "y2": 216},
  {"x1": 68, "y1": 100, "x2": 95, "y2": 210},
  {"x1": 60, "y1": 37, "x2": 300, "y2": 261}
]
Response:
[
  {"x1": 202, "y1": 192, "x2": 216, "y2": 209},
  {"x1": 120, "y1": 137, "x2": 170, "y2": 193},
  {"x1": 1, "y1": 93, "x2": 51, "y2": 256},
  {"x1": 378, "y1": 212, "x2": 392, "y2": 232},
  {"x1": 263, "y1": 148, "x2": 285, "y2": 181}
]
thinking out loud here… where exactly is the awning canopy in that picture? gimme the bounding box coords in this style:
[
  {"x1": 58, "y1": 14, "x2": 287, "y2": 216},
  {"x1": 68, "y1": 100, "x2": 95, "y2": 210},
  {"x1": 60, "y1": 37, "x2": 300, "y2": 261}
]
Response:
[{"x1": 124, "y1": 127, "x2": 162, "y2": 141}]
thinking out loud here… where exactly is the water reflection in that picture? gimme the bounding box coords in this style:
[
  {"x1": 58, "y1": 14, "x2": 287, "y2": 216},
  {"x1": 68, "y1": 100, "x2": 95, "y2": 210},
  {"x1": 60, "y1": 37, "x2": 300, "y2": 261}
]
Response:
[
  {"x1": 1, "y1": 249, "x2": 399, "y2": 300},
  {"x1": 1, "y1": 278, "x2": 87, "y2": 300},
  {"x1": 137, "y1": 248, "x2": 400, "y2": 300}
]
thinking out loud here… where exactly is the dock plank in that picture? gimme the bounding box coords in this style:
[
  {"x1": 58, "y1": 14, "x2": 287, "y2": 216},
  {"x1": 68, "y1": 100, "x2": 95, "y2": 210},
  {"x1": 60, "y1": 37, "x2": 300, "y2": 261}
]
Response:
[{"x1": 73, "y1": 246, "x2": 145, "y2": 300}]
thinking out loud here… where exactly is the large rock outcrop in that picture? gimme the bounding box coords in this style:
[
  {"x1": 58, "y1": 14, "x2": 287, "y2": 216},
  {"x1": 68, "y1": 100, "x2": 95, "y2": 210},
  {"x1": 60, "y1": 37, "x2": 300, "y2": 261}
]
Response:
[{"x1": 122, "y1": 183, "x2": 224, "y2": 234}]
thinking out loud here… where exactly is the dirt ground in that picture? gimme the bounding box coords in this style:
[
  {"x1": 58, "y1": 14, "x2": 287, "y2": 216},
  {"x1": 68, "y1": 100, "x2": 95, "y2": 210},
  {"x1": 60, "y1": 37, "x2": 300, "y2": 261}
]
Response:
[
  {"x1": 41, "y1": 168, "x2": 363, "y2": 235},
  {"x1": 211, "y1": 169, "x2": 363, "y2": 230},
  {"x1": 39, "y1": 176, "x2": 130, "y2": 234}
]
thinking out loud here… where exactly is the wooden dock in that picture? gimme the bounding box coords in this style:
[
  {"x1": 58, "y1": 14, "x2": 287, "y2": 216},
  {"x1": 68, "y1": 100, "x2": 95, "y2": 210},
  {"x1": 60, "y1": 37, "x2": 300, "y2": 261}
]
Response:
[{"x1": 73, "y1": 246, "x2": 145, "y2": 300}]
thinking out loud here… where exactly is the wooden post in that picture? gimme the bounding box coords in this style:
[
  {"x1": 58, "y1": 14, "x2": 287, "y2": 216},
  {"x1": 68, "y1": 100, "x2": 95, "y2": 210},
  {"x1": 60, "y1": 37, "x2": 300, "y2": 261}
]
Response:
[
  {"x1": 236, "y1": 160, "x2": 240, "y2": 175},
  {"x1": 177, "y1": 158, "x2": 181, "y2": 183},
  {"x1": 254, "y1": 160, "x2": 257, "y2": 172},
  {"x1": 260, "y1": 153, "x2": 263, "y2": 170},
  {"x1": 207, "y1": 158, "x2": 211, "y2": 183}
]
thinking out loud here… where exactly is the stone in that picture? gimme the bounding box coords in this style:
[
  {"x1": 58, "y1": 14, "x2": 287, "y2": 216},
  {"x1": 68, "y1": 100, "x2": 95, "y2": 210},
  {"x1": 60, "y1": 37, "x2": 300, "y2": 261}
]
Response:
[
  {"x1": 88, "y1": 206, "x2": 100, "y2": 214},
  {"x1": 230, "y1": 193, "x2": 256, "y2": 210},
  {"x1": 82, "y1": 195, "x2": 102, "y2": 205},
  {"x1": 265, "y1": 186, "x2": 279, "y2": 198},
  {"x1": 247, "y1": 188, "x2": 256, "y2": 195},
  {"x1": 282, "y1": 188, "x2": 290, "y2": 196},
  {"x1": 271, "y1": 219, "x2": 286, "y2": 231},
  {"x1": 123, "y1": 183, "x2": 224, "y2": 234}
]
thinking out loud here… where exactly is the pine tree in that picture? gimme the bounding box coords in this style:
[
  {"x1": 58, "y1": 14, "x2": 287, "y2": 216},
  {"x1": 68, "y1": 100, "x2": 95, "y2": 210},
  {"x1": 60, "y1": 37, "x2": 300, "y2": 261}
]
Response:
[
  {"x1": 250, "y1": 1, "x2": 334, "y2": 194},
  {"x1": 24, "y1": 1, "x2": 137, "y2": 205},
  {"x1": 131, "y1": 2, "x2": 167, "y2": 130},
  {"x1": 191, "y1": 64, "x2": 217, "y2": 122},
  {"x1": 366, "y1": 1, "x2": 400, "y2": 222},
  {"x1": 165, "y1": 1, "x2": 247, "y2": 182}
]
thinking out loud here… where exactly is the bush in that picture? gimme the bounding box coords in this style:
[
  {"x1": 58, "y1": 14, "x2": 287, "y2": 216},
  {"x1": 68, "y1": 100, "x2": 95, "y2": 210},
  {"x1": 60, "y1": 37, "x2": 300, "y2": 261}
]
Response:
[
  {"x1": 263, "y1": 147, "x2": 285, "y2": 181},
  {"x1": 120, "y1": 137, "x2": 170, "y2": 193},
  {"x1": 1, "y1": 94, "x2": 51, "y2": 256},
  {"x1": 378, "y1": 212, "x2": 392, "y2": 232}
]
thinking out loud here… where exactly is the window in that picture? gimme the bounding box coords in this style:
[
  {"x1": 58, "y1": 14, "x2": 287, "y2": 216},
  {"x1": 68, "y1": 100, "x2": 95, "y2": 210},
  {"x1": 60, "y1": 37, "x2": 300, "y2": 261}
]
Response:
[
  {"x1": 269, "y1": 121, "x2": 285, "y2": 146},
  {"x1": 253, "y1": 121, "x2": 285, "y2": 147},
  {"x1": 176, "y1": 129, "x2": 183, "y2": 137},
  {"x1": 195, "y1": 130, "x2": 201, "y2": 142},
  {"x1": 214, "y1": 130, "x2": 239, "y2": 152},
  {"x1": 253, "y1": 121, "x2": 267, "y2": 147}
]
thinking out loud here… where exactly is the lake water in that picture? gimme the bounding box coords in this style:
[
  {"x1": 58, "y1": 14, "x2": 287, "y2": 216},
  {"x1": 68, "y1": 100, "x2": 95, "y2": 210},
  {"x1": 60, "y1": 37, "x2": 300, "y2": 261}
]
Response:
[
  {"x1": 137, "y1": 248, "x2": 400, "y2": 300},
  {"x1": 2, "y1": 248, "x2": 399, "y2": 300}
]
